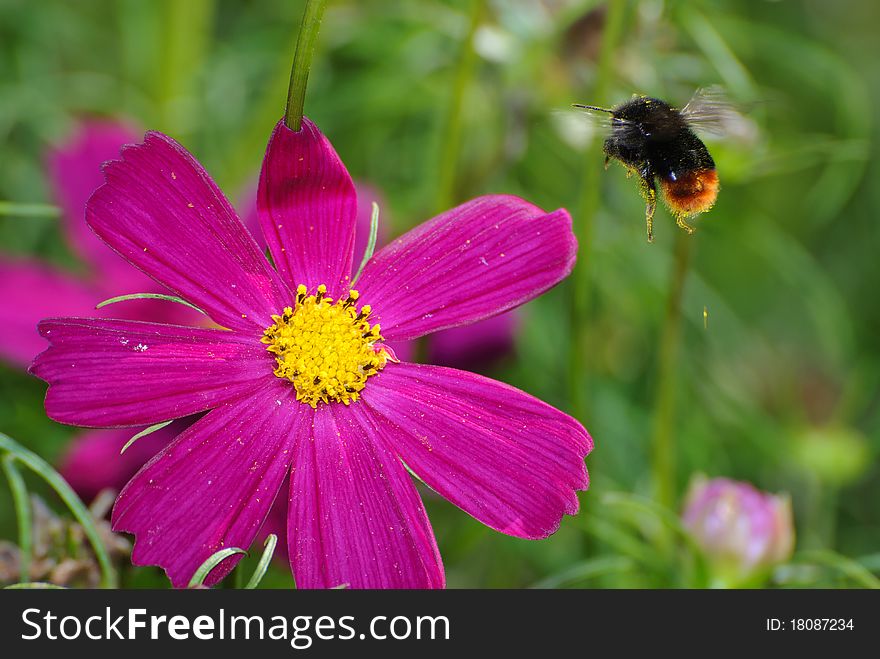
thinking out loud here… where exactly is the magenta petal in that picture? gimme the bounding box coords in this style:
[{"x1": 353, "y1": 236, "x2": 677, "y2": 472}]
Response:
[
  {"x1": 112, "y1": 383, "x2": 301, "y2": 588},
  {"x1": 257, "y1": 119, "x2": 358, "y2": 298},
  {"x1": 47, "y1": 119, "x2": 144, "y2": 285},
  {"x1": 86, "y1": 131, "x2": 290, "y2": 332},
  {"x1": 288, "y1": 403, "x2": 444, "y2": 589},
  {"x1": 30, "y1": 318, "x2": 270, "y2": 427},
  {"x1": 355, "y1": 195, "x2": 576, "y2": 341},
  {"x1": 59, "y1": 422, "x2": 181, "y2": 503},
  {"x1": 0, "y1": 259, "x2": 101, "y2": 367},
  {"x1": 362, "y1": 362, "x2": 592, "y2": 539}
]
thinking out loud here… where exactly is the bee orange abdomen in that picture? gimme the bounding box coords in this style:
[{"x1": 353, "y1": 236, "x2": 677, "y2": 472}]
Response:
[{"x1": 660, "y1": 168, "x2": 719, "y2": 216}]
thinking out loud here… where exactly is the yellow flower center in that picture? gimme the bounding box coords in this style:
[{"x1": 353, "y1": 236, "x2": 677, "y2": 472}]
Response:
[{"x1": 261, "y1": 284, "x2": 388, "y2": 408}]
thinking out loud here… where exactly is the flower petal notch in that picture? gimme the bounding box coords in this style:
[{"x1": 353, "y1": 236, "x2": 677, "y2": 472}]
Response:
[
  {"x1": 31, "y1": 318, "x2": 271, "y2": 427},
  {"x1": 86, "y1": 131, "x2": 290, "y2": 333},
  {"x1": 364, "y1": 363, "x2": 592, "y2": 538}
]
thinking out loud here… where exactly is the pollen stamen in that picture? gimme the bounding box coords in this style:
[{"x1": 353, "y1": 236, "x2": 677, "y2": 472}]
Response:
[{"x1": 261, "y1": 285, "x2": 388, "y2": 408}]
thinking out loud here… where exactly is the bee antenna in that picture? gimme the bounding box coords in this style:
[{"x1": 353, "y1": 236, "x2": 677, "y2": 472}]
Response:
[{"x1": 572, "y1": 103, "x2": 613, "y2": 113}]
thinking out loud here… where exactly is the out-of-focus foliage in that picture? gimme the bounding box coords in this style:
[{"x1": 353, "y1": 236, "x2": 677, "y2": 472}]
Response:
[{"x1": 0, "y1": 0, "x2": 877, "y2": 588}]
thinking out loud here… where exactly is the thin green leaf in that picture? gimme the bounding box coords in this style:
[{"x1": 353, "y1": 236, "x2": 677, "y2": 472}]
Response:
[
  {"x1": 794, "y1": 550, "x2": 880, "y2": 589},
  {"x1": 96, "y1": 293, "x2": 206, "y2": 315},
  {"x1": 856, "y1": 552, "x2": 880, "y2": 572},
  {"x1": 352, "y1": 202, "x2": 380, "y2": 284},
  {"x1": 0, "y1": 201, "x2": 61, "y2": 219},
  {"x1": 531, "y1": 556, "x2": 634, "y2": 589},
  {"x1": 188, "y1": 547, "x2": 246, "y2": 588},
  {"x1": 244, "y1": 534, "x2": 278, "y2": 589},
  {"x1": 4, "y1": 582, "x2": 66, "y2": 589},
  {"x1": 121, "y1": 420, "x2": 174, "y2": 454},
  {"x1": 1, "y1": 455, "x2": 32, "y2": 582},
  {"x1": 0, "y1": 433, "x2": 117, "y2": 588},
  {"x1": 602, "y1": 491, "x2": 702, "y2": 551}
]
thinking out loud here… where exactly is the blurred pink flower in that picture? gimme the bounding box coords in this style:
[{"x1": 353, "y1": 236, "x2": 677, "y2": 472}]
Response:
[
  {"x1": 0, "y1": 120, "x2": 200, "y2": 500},
  {"x1": 31, "y1": 117, "x2": 591, "y2": 589},
  {"x1": 682, "y1": 476, "x2": 795, "y2": 586}
]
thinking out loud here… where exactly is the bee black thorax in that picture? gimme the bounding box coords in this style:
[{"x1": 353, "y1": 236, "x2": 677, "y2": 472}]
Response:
[
  {"x1": 602, "y1": 96, "x2": 715, "y2": 183},
  {"x1": 595, "y1": 94, "x2": 720, "y2": 241}
]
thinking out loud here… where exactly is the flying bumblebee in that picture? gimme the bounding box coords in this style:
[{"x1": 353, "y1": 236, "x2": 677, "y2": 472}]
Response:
[{"x1": 575, "y1": 88, "x2": 735, "y2": 242}]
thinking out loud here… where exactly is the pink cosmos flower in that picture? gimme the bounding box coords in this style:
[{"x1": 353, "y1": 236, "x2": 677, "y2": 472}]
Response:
[
  {"x1": 682, "y1": 476, "x2": 795, "y2": 586},
  {"x1": 0, "y1": 120, "x2": 196, "y2": 501},
  {"x1": 31, "y1": 117, "x2": 592, "y2": 589}
]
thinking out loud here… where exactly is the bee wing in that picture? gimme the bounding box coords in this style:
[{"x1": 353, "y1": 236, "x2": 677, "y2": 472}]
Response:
[
  {"x1": 570, "y1": 104, "x2": 643, "y2": 141},
  {"x1": 680, "y1": 86, "x2": 742, "y2": 137}
]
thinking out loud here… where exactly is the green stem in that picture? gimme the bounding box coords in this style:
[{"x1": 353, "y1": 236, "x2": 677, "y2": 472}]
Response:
[
  {"x1": 158, "y1": 0, "x2": 215, "y2": 134},
  {"x1": 0, "y1": 433, "x2": 118, "y2": 588},
  {"x1": 568, "y1": 0, "x2": 627, "y2": 418},
  {"x1": 284, "y1": 0, "x2": 328, "y2": 131},
  {"x1": 434, "y1": 0, "x2": 485, "y2": 213},
  {"x1": 650, "y1": 231, "x2": 694, "y2": 510},
  {"x1": 0, "y1": 202, "x2": 61, "y2": 219},
  {"x1": 2, "y1": 455, "x2": 32, "y2": 582}
]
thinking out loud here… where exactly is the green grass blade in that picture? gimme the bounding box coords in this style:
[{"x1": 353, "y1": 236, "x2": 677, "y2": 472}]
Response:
[
  {"x1": 0, "y1": 433, "x2": 118, "y2": 588},
  {"x1": 794, "y1": 550, "x2": 880, "y2": 589},
  {"x1": 244, "y1": 534, "x2": 278, "y2": 589},
  {"x1": 96, "y1": 293, "x2": 206, "y2": 315},
  {"x1": 531, "y1": 556, "x2": 634, "y2": 589},
  {"x1": 5, "y1": 582, "x2": 66, "y2": 589},
  {"x1": 121, "y1": 420, "x2": 173, "y2": 454},
  {"x1": 352, "y1": 202, "x2": 380, "y2": 284},
  {"x1": 1, "y1": 455, "x2": 32, "y2": 582}
]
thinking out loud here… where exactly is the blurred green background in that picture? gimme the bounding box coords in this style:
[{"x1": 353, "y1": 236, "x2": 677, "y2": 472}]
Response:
[{"x1": 1, "y1": 0, "x2": 878, "y2": 588}]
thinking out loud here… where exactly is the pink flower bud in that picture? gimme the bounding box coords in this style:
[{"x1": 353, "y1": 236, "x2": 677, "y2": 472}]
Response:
[{"x1": 682, "y1": 476, "x2": 794, "y2": 586}]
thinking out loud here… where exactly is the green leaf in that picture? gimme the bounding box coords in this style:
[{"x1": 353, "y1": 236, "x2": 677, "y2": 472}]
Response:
[
  {"x1": 121, "y1": 420, "x2": 174, "y2": 454},
  {"x1": 1, "y1": 455, "x2": 32, "y2": 582},
  {"x1": 188, "y1": 547, "x2": 247, "y2": 588},
  {"x1": 0, "y1": 433, "x2": 118, "y2": 588},
  {"x1": 352, "y1": 201, "x2": 380, "y2": 284},
  {"x1": 96, "y1": 293, "x2": 206, "y2": 315},
  {"x1": 244, "y1": 534, "x2": 277, "y2": 589}
]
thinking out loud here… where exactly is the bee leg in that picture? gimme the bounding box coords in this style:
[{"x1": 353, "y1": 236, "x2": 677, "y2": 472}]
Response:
[
  {"x1": 604, "y1": 155, "x2": 611, "y2": 170},
  {"x1": 675, "y1": 214, "x2": 696, "y2": 234},
  {"x1": 638, "y1": 176, "x2": 657, "y2": 243}
]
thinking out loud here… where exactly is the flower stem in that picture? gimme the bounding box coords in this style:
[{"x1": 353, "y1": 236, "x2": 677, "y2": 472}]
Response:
[
  {"x1": 284, "y1": 0, "x2": 328, "y2": 131},
  {"x1": 435, "y1": 0, "x2": 485, "y2": 213},
  {"x1": 0, "y1": 201, "x2": 60, "y2": 219},
  {"x1": 158, "y1": 0, "x2": 216, "y2": 134},
  {"x1": 650, "y1": 231, "x2": 694, "y2": 510},
  {"x1": 568, "y1": 0, "x2": 627, "y2": 418}
]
